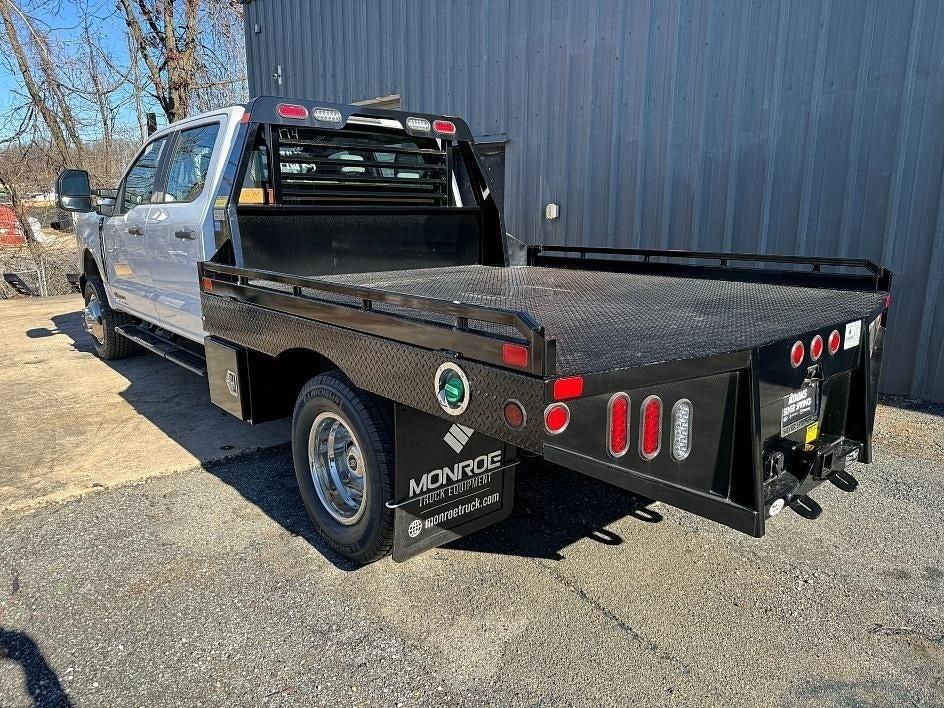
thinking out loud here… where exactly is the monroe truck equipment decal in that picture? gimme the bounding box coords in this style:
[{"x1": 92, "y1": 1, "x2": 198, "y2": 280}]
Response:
[{"x1": 391, "y1": 404, "x2": 515, "y2": 562}]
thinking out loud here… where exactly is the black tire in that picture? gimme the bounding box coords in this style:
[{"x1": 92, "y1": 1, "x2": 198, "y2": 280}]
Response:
[
  {"x1": 292, "y1": 371, "x2": 395, "y2": 564},
  {"x1": 83, "y1": 276, "x2": 138, "y2": 360}
]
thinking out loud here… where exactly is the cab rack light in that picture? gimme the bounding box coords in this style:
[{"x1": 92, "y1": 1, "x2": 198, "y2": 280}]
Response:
[
  {"x1": 433, "y1": 119, "x2": 456, "y2": 136},
  {"x1": 276, "y1": 103, "x2": 308, "y2": 120},
  {"x1": 406, "y1": 116, "x2": 431, "y2": 132},
  {"x1": 313, "y1": 107, "x2": 343, "y2": 123}
]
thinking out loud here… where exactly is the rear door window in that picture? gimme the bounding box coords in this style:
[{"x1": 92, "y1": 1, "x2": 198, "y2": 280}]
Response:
[{"x1": 163, "y1": 123, "x2": 221, "y2": 202}]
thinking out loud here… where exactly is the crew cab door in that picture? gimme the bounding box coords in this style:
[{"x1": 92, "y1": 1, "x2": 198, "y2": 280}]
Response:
[
  {"x1": 102, "y1": 135, "x2": 170, "y2": 318},
  {"x1": 147, "y1": 121, "x2": 222, "y2": 340}
]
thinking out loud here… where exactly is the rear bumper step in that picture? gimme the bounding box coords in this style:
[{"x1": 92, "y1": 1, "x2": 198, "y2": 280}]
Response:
[{"x1": 116, "y1": 324, "x2": 207, "y2": 376}]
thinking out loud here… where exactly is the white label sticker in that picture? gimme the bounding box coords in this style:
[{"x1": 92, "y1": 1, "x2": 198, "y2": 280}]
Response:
[{"x1": 844, "y1": 320, "x2": 862, "y2": 350}]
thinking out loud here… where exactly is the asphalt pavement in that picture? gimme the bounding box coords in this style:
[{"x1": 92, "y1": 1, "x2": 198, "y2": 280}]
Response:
[{"x1": 0, "y1": 297, "x2": 942, "y2": 707}]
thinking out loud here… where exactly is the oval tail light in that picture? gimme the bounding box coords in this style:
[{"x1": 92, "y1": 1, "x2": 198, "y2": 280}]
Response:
[
  {"x1": 810, "y1": 335, "x2": 824, "y2": 361},
  {"x1": 607, "y1": 393, "x2": 630, "y2": 458},
  {"x1": 670, "y1": 399, "x2": 692, "y2": 461},
  {"x1": 828, "y1": 330, "x2": 841, "y2": 355},
  {"x1": 790, "y1": 341, "x2": 805, "y2": 368},
  {"x1": 639, "y1": 395, "x2": 662, "y2": 460}
]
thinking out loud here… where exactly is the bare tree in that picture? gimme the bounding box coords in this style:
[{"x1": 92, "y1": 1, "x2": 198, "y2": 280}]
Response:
[{"x1": 0, "y1": 0, "x2": 83, "y2": 161}]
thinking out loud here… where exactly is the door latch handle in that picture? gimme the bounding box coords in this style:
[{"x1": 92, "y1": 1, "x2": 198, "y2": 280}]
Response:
[
  {"x1": 174, "y1": 229, "x2": 195, "y2": 240},
  {"x1": 127, "y1": 226, "x2": 143, "y2": 235}
]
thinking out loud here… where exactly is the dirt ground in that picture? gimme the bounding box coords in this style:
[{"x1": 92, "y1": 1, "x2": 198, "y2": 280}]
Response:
[{"x1": 0, "y1": 295, "x2": 289, "y2": 514}]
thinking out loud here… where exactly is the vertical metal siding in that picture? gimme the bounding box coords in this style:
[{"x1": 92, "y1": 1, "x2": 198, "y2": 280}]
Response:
[{"x1": 245, "y1": 0, "x2": 944, "y2": 401}]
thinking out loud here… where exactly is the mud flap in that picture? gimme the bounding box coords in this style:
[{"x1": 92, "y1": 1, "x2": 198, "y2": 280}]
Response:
[{"x1": 390, "y1": 404, "x2": 516, "y2": 562}]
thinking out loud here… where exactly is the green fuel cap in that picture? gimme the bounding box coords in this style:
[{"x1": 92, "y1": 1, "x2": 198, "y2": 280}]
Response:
[
  {"x1": 442, "y1": 375, "x2": 464, "y2": 406},
  {"x1": 435, "y1": 363, "x2": 471, "y2": 415}
]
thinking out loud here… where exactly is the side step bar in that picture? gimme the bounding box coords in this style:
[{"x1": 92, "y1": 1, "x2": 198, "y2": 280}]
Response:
[{"x1": 115, "y1": 324, "x2": 207, "y2": 376}]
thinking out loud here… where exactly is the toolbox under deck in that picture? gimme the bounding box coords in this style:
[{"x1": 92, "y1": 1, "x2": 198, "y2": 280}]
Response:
[{"x1": 318, "y1": 265, "x2": 886, "y2": 376}]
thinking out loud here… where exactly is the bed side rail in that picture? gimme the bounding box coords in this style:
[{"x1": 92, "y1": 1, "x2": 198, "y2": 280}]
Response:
[
  {"x1": 530, "y1": 246, "x2": 892, "y2": 292},
  {"x1": 198, "y1": 261, "x2": 554, "y2": 376}
]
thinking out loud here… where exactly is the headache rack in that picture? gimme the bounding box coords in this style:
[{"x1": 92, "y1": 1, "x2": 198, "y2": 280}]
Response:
[
  {"x1": 198, "y1": 261, "x2": 553, "y2": 376},
  {"x1": 273, "y1": 126, "x2": 450, "y2": 207}
]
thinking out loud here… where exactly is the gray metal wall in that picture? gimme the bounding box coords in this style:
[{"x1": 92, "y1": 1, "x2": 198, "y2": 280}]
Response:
[{"x1": 244, "y1": 0, "x2": 944, "y2": 401}]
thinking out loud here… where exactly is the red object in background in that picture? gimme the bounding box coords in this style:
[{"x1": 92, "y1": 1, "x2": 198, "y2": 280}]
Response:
[{"x1": 0, "y1": 205, "x2": 25, "y2": 246}]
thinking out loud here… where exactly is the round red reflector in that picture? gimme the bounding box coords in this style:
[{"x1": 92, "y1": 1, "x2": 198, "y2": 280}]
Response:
[
  {"x1": 503, "y1": 400, "x2": 526, "y2": 430},
  {"x1": 433, "y1": 119, "x2": 456, "y2": 135},
  {"x1": 607, "y1": 393, "x2": 630, "y2": 457},
  {"x1": 828, "y1": 330, "x2": 841, "y2": 355},
  {"x1": 639, "y1": 395, "x2": 662, "y2": 460},
  {"x1": 544, "y1": 403, "x2": 569, "y2": 434},
  {"x1": 790, "y1": 341, "x2": 805, "y2": 368},
  {"x1": 277, "y1": 103, "x2": 308, "y2": 120},
  {"x1": 810, "y1": 335, "x2": 824, "y2": 361}
]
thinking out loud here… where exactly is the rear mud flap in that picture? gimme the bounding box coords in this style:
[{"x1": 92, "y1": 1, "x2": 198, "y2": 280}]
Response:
[{"x1": 390, "y1": 404, "x2": 516, "y2": 562}]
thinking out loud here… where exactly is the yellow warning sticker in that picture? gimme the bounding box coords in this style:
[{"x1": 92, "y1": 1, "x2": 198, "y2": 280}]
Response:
[{"x1": 805, "y1": 422, "x2": 819, "y2": 444}]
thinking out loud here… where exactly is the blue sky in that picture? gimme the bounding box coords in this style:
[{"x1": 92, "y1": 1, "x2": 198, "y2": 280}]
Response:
[{"x1": 1, "y1": 0, "x2": 149, "y2": 136}]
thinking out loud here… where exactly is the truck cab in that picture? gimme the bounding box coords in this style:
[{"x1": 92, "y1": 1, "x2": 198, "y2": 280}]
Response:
[{"x1": 71, "y1": 107, "x2": 245, "y2": 342}]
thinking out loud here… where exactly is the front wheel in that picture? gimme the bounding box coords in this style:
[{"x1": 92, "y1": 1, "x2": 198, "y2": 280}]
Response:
[
  {"x1": 83, "y1": 277, "x2": 138, "y2": 360},
  {"x1": 292, "y1": 371, "x2": 395, "y2": 564}
]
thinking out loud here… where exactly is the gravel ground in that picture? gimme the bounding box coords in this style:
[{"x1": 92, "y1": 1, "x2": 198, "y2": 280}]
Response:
[{"x1": 0, "y1": 399, "x2": 942, "y2": 707}]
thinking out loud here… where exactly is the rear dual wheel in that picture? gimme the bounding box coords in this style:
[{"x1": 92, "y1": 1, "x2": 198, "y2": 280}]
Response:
[{"x1": 291, "y1": 372, "x2": 395, "y2": 564}]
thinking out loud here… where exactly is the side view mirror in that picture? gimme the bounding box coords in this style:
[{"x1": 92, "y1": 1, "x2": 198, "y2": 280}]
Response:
[{"x1": 56, "y1": 169, "x2": 92, "y2": 212}]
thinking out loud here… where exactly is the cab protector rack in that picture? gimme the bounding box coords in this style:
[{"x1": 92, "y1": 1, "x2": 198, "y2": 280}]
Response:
[
  {"x1": 198, "y1": 261, "x2": 553, "y2": 376},
  {"x1": 529, "y1": 245, "x2": 892, "y2": 292}
]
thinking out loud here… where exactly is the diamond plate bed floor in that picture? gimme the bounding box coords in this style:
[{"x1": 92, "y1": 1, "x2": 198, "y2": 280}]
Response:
[{"x1": 310, "y1": 265, "x2": 886, "y2": 376}]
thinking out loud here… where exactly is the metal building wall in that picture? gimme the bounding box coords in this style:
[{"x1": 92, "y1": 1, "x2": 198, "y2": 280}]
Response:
[{"x1": 244, "y1": 0, "x2": 944, "y2": 401}]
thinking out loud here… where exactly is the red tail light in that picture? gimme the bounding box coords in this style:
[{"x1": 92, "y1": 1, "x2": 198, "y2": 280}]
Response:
[
  {"x1": 277, "y1": 103, "x2": 309, "y2": 120},
  {"x1": 639, "y1": 395, "x2": 662, "y2": 460},
  {"x1": 552, "y1": 376, "x2": 584, "y2": 401},
  {"x1": 502, "y1": 342, "x2": 529, "y2": 368},
  {"x1": 433, "y1": 119, "x2": 456, "y2": 135},
  {"x1": 544, "y1": 403, "x2": 570, "y2": 434},
  {"x1": 607, "y1": 393, "x2": 630, "y2": 457},
  {"x1": 790, "y1": 341, "x2": 805, "y2": 368},
  {"x1": 810, "y1": 335, "x2": 824, "y2": 361},
  {"x1": 828, "y1": 330, "x2": 841, "y2": 355}
]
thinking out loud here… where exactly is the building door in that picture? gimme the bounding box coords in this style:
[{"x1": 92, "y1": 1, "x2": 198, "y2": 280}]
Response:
[{"x1": 476, "y1": 142, "x2": 506, "y2": 212}]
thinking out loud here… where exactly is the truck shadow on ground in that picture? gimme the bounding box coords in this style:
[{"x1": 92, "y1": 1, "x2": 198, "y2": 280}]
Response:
[
  {"x1": 0, "y1": 628, "x2": 72, "y2": 708},
  {"x1": 35, "y1": 310, "x2": 662, "y2": 569}
]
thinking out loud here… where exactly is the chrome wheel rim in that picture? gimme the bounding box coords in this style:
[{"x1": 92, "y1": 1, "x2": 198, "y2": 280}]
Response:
[
  {"x1": 308, "y1": 412, "x2": 366, "y2": 525},
  {"x1": 84, "y1": 293, "x2": 105, "y2": 344}
]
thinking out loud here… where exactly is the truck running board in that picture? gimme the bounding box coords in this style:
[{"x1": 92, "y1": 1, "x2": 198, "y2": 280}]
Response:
[{"x1": 115, "y1": 325, "x2": 207, "y2": 376}]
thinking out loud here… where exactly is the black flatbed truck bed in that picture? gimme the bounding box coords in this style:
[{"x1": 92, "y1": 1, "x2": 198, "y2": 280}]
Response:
[{"x1": 194, "y1": 97, "x2": 891, "y2": 564}]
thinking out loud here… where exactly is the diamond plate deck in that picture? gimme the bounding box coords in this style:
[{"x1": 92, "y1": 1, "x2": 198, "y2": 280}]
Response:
[{"x1": 318, "y1": 265, "x2": 887, "y2": 375}]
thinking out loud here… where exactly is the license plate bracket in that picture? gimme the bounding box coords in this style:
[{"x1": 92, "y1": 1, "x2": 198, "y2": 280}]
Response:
[{"x1": 781, "y1": 382, "x2": 820, "y2": 436}]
